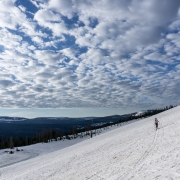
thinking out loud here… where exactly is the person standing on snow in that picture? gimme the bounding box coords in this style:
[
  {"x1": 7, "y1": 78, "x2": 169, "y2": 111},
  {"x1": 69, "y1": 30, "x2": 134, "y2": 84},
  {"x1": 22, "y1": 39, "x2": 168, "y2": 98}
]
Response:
[{"x1": 155, "y1": 118, "x2": 159, "y2": 130}]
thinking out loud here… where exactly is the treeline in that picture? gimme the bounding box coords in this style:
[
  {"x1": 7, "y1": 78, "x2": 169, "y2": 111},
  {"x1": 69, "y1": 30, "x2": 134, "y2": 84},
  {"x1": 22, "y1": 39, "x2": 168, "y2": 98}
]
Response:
[
  {"x1": 0, "y1": 136, "x2": 32, "y2": 150},
  {"x1": 0, "y1": 104, "x2": 177, "y2": 150},
  {"x1": 0, "y1": 124, "x2": 111, "y2": 150}
]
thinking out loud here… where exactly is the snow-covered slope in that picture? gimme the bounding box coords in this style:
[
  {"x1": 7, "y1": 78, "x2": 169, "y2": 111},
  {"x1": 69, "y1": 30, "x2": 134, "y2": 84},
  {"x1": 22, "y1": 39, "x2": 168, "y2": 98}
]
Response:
[{"x1": 1, "y1": 106, "x2": 180, "y2": 180}]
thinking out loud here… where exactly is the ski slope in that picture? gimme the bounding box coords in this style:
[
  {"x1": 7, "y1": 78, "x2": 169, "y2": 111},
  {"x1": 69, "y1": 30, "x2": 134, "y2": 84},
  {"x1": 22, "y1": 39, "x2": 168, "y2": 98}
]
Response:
[{"x1": 1, "y1": 106, "x2": 180, "y2": 180}]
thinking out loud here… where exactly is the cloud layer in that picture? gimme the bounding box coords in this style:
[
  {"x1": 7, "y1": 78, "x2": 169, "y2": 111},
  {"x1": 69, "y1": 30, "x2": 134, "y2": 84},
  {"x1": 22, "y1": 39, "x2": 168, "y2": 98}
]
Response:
[{"x1": 0, "y1": 0, "x2": 180, "y2": 110}]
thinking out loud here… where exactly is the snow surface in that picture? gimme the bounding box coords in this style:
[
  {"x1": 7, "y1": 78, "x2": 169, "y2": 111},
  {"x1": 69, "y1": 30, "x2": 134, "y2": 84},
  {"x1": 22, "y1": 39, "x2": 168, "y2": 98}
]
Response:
[{"x1": 1, "y1": 106, "x2": 180, "y2": 180}]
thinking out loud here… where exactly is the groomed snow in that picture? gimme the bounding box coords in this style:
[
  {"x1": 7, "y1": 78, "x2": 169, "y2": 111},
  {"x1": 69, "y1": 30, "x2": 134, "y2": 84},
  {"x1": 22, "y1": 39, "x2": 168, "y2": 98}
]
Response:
[{"x1": 1, "y1": 106, "x2": 180, "y2": 180}]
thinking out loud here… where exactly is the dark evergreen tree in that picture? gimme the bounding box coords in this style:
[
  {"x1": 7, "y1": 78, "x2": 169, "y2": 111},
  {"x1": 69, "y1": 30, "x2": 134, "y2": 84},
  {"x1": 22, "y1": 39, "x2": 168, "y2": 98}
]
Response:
[{"x1": 9, "y1": 137, "x2": 14, "y2": 149}]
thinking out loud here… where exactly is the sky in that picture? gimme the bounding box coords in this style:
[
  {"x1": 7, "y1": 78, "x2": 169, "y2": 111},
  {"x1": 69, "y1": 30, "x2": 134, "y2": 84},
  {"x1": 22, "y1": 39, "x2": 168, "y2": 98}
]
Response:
[{"x1": 0, "y1": 0, "x2": 180, "y2": 118}]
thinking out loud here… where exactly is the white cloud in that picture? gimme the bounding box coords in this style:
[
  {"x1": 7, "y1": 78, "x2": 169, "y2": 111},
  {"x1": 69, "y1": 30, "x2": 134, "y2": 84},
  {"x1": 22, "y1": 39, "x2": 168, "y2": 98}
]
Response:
[
  {"x1": 0, "y1": 0, "x2": 180, "y2": 110},
  {"x1": 60, "y1": 48, "x2": 77, "y2": 60},
  {"x1": 168, "y1": 20, "x2": 180, "y2": 31},
  {"x1": 18, "y1": 5, "x2": 26, "y2": 12},
  {"x1": 34, "y1": 9, "x2": 61, "y2": 23},
  {"x1": 48, "y1": 0, "x2": 74, "y2": 19},
  {"x1": 144, "y1": 52, "x2": 167, "y2": 62},
  {"x1": 29, "y1": 0, "x2": 41, "y2": 8},
  {"x1": 0, "y1": 79, "x2": 15, "y2": 88},
  {"x1": 0, "y1": 29, "x2": 22, "y2": 49},
  {"x1": 0, "y1": 0, "x2": 24, "y2": 29},
  {"x1": 34, "y1": 9, "x2": 67, "y2": 37},
  {"x1": 32, "y1": 36, "x2": 44, "y2": 46},
  {"x1": 34, "y1": 50, "x2": 64, "y2": 65}
]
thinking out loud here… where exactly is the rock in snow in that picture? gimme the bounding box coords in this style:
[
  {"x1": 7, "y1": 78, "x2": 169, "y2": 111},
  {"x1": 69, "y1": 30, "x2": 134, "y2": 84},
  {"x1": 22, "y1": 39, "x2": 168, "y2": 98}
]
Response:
[{"x1": 1, "y1": 106, "x2": 180, "y2": 180}]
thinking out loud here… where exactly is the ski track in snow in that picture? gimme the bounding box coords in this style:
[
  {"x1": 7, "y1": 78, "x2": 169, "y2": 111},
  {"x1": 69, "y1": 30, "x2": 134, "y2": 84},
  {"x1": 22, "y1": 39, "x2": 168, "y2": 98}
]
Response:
[{"x1": 1, "y1": 106, "x2": 180, "y2": 179}]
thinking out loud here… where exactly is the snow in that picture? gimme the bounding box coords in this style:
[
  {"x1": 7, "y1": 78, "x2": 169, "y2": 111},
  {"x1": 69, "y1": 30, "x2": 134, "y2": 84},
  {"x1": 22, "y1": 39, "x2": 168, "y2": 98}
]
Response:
[
  {"x1": 0, "y1": 134, "x2": 94, "y2": 168},
  {"x1": 1, "y1": 106, "x2": 180, "y2": 179},
  {"x1": 134, "y1": 111, "x2": 144, "y2": 116},
  {"x1": 0, "y1": 118, "x2": 26, "y2": 122}
]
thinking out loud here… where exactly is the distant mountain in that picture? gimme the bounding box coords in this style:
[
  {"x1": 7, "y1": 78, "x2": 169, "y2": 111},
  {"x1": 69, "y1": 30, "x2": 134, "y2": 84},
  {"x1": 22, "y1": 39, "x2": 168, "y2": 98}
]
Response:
[
  {"x1": 0, "y1": 112, "x2": 139, "y2": 138},
  {"x1": 0, "y1": 116, "x2": 96, "y2": 124}
]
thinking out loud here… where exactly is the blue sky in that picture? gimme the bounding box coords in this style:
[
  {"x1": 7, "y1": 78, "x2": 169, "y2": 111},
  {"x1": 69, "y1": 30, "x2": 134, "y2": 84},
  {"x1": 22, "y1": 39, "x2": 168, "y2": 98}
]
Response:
[{"x1": 0, "y1": 0, "x2": 180, "y2": 118}]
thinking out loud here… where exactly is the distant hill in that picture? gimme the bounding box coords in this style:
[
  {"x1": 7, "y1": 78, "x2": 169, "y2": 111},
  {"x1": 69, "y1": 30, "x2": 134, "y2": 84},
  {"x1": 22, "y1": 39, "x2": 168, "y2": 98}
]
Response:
[
  {"x1": 0, "y1": 106, "x2": 173, "y2": 141},
  {"x1": 0, "y1": 113, "x2": 134, "y2": 138}
]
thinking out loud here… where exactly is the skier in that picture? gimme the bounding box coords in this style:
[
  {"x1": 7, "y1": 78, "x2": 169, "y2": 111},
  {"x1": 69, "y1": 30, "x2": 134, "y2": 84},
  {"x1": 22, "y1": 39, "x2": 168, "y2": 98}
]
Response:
[{"x1": 155, "y1": 118, "x2": 159, "y2": 130}]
